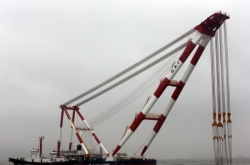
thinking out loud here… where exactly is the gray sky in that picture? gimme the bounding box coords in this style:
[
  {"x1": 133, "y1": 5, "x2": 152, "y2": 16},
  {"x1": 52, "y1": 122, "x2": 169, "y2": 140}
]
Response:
[{"x1": 1, "y1": 0, "x2": 250, "y2": 161}]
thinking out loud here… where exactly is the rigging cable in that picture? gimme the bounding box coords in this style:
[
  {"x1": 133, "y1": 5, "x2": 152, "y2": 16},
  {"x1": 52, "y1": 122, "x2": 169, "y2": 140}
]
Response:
[
  {"x1": 223, "y1": 21, "x2": 232, "y2": 165},
  {"x1": 88, "y1": 49, "x2": 181, "y2": 126},
  {"x1": 76, "y1": 32, "x2": 194, "y2": 127},
  {"x1": 215, "y1": 31, "x2": 223, "y2": 165},
  {"x1": 87, "y1": 131, "x2": 96, "y2": 152},
  {"x1": 78, "y1": 37, "x2": 187, "y2": 127},
  {"x1": 74, "y1": 41, "x2": 189, "y2": 107},
  {"x1": 211, "y1": 22, "x2": 232, "y2": 165},
  {"x1": 63, "y1": 29, "x2": 196, "y2": 106},
  {"x1": 133, "y1": 137, "x2": 149, "y2": 156},
  {"x1": 210, "y1": 38, "x2": 219, "y2": 165},
  {"x1": 219, "y1": 26, "x2": 229, "y2": 164}
]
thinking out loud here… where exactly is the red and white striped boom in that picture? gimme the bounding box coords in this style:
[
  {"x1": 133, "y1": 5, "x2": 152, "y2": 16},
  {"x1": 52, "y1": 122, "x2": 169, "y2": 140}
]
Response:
[
  {"x1": 58, "y1": 105, "x2": 110, "y2": 159},
  {"x1": 58, "y1": 12, "x2": 230, "y2": 160},
  {"x1": 112, "y1": 12, "x2": 229, "y2": 157}
]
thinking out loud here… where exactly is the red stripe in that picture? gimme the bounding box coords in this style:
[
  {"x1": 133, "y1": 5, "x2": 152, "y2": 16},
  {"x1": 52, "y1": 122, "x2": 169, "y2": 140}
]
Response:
[
  {"x1": 60, "y1": 110, "x2": 64, "y2": 127},
  {"x1": 92, "y1": 133, "x2": 101, "y2": 144},
  {"x1": 76, "y1": 133, "x2": 83, "y2": 143},
  {"x1": 72, "y1": 110, "x2": 76, "y2": 123},
  {"x1": 130, "y1": 112, "x2": 145, "y2": 131},
  {"x1": 76, "y1": 110, "x2": 85, "y2": 120},
  {"x1": 154, "y1": 78, "x2": 170, "y2": 98},
  {"x1": 179, "y1": 41, "x2": 196, "y2": 63},
  {"x1": 57, "y1": 141, "x2": 61, "y2": 157},
  {"x1": 190, "y1": 45, "x2": 205, "y2": 66},
  {"x1": 112, "y1": 145, "x2": 121, "y2": 156},
  {"x1": 141, "y1": 146, "x2": 148, "y2": 156},
  {"x1": 69, "y1": 142, "x2": 72, "y2": 151},
  {"x1": 153, "y1": 114, "x2": 166, "y2": 133},
  {"x1": 63, "y1": 108, "x2": 71, "y2": 119},
  {"x1": 172, "y1": 81, "x2": 185, "y2": 100}
]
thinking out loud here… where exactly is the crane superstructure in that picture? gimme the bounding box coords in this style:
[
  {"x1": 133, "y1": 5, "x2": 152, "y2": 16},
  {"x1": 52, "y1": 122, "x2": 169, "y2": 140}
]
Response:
[{"x1": 57, "y1": 12, "x2": 231, "y2": 165}]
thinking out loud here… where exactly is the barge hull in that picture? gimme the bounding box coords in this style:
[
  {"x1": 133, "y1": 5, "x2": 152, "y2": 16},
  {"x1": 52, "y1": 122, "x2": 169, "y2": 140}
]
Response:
[{"x1": 9, "y1": 157, "x2": 156, "y2": 165}]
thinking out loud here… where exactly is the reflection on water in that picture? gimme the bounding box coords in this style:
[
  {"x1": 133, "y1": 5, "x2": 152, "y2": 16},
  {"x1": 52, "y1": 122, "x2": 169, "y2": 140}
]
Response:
[{"x1": 157, "y1": 158, "x2": 250, "y2": 165}]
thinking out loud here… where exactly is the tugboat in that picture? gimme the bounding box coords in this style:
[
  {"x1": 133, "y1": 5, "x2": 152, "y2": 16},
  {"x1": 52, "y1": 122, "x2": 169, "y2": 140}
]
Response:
[
  {"x1": 9, "y1": 136, "x2": 70, "y2": 165},
  {"x1": 9, "y1": 149, "x2": 68, "y2": 164},
  {"x1": 9, "y1": 136, "x2": 156, "y2": 165},
  {"x1": 9, "y1": 148, "x2": 156, "y2": 165}
]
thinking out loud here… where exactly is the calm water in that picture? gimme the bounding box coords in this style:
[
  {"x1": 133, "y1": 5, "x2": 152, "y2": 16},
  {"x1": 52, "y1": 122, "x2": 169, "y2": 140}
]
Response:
[
  {"x1": 2, "y1": 159, "x2": 250, "y2": 165},
  {"x1": 157, "y1": 158, "x2": 250, "y2": 165}
]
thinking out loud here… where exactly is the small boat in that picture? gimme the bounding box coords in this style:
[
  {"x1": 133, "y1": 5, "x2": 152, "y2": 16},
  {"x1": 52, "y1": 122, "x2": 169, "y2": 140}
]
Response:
[
  {"x1": 9, "y1": 137, "x2": 156, "y2": 165},
  {"x1": 9, "y1": 147, "x2": 68, "y2": 164}
]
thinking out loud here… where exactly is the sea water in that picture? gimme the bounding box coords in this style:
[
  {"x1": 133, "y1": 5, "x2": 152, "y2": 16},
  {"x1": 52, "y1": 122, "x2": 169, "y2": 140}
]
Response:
[
  {"x1": 2, "y1": 159, "x2": 250, "y2": 165},
  {"x1": 156, "y1": 158, "x2": 250, "y2": 165}
]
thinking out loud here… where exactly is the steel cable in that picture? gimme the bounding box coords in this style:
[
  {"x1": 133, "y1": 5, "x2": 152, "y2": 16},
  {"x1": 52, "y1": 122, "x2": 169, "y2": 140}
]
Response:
[
  {"x1": 219, "y1": 27, "x2": 229, "y2": 165},
  {"x1": 74, "y1": 42, "x2": 188, "y2": 107},
  {"x1": 223, "y1": 21, "x2": 231, "y2": 114},
  {"x1": 89, "y1": 51, "x2": 181, "y2": 126},
  {"x1": 63, "y1": 29, "x2": 196, "y2": 106},
  {"x1": 215, "y1": 32, "x2": 222, "y2": 116},
  {"x1": 219, "y1": 32, "x2": 228, "y2": 164},
  {"x1": 210, "y1": 38, "x2": 217, "y2": 114},
  {"x1": 75, "y1": 43, "x2": 183, "y2": 127},
  {"x1": 223, "y1": 21, "x2": 232, "y2": 165},
  {"x1": 80, "y1": 35, "x2": 188, "y2": 126},
  {"x1": 211, "y1": 23, "x2": 232, "y2": 165},
  {"x1": 210, "y1": 38, "x2": 219, "y2": 165},
  {"x1": 219, "y1": 27, "x2": 226, "y2": 116}
]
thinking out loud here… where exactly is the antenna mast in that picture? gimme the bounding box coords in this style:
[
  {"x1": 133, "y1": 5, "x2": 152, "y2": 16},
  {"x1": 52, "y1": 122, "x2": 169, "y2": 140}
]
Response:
[{"x1": 39, "y1": 136, "x2": 44, "y2": 156}]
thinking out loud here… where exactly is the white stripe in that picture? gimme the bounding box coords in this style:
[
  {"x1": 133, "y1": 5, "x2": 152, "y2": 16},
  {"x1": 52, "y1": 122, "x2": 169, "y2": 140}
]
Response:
[
  {"x1": 83, "y1": 120, "x2": 91, "y2": 128},
  {"x1": 165, "y1": 32, "x2": 202, "y2": 81},
  {"x1": 162, "y1": 98, "x2": 176, "y2": 117},
  {"x1": 59, "y1": 128, "x2": 62, "y2": 141},
  {"x1": 100, "y1": 143, "x2": 109, "y2": 154},
  {"x1": 182, "y1": 64, "x2": 195, "y2": 83},
  {"x1": 90, "y1": 127, "x2": 109, "y2": 155},
  {"x1": 69, "y1": 120, "x2": 77, "y2": 133},
  {"x1": 81, "y1": 143, "x2": 89, "y2": 155},
  {"x1": 119, "y1": 129, "x2": 133, "y2": 146},
  {"x1": 141, "y1": 95, "x2": 158, "y2": 114},
  {"x1": 199, "y1": 34, "x2": 211, "y2": 47},
  {"x1": 145, "y1": 131, "x2": 157, "y2": 147},
  {"x1": 84, "y1": 122, "x2": 110, "y2": 156},
  {"x1": 166, "y1": 60, "x2": 183, "y2": 80},
  {"x1": 192, "y1": 31, "x2": 203, "y2": 44}
]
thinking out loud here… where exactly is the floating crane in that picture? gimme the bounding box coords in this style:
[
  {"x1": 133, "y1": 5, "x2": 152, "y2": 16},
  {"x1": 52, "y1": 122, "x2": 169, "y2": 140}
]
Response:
[{"x1": 57, "y1": 12, "x2": 232, "y2": 165}]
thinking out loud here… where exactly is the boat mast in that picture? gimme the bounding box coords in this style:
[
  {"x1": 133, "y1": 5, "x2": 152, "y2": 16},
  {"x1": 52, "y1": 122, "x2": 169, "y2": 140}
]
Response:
[
  {"x1": 57, "y1": 109, "x2": 64, "y2": 158},
  {"x1": 39, "y1": 136, "x2": 44, "y2": 156}
]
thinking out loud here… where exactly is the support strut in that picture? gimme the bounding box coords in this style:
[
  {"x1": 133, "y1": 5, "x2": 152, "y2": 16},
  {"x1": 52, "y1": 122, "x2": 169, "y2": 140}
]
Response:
[{"x1": 112, "y1": 31, "x2": 203, "y2": 156}]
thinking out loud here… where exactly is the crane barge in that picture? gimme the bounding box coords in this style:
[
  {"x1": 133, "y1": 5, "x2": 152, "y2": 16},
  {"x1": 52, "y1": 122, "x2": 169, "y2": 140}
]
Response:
[{"x1": 9, "y1": 11, "x2": 231, "y2": 165}]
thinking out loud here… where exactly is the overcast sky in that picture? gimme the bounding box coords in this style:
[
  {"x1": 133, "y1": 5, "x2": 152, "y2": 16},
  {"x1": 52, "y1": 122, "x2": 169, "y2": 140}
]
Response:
[{"x1": 1, "y1": 0, "x2": 250, "y2": 161}]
